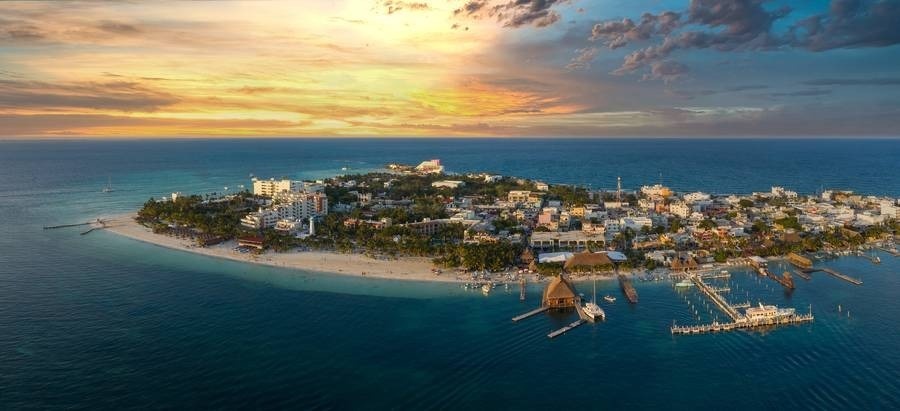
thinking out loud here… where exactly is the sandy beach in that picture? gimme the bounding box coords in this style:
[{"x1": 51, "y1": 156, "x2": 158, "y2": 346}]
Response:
[{"x1": 99, "y1": 213, "x2": 460, "y2": 283}]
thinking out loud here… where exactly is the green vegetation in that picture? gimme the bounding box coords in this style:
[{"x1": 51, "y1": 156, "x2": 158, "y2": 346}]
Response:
[{"x1": 136, "y1": 193, "x2": 254, "y2": 238}]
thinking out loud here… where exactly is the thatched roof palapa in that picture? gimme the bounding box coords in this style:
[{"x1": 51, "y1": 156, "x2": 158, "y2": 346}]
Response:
[{"x1": 563, "y1": 252, "x2": 613, "y2": 271}]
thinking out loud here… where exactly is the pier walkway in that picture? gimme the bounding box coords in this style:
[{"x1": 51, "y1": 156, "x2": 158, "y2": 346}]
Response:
[
  {"x1": 671, "y1": 313, "x2": 814, "y2": 335},
  {"x1": 878, "y1": 247, "x2": 899, "y2": 257},
  {"x1": 511, "y1": 306, "x2": 548, "y2": 322},
  {"x1": 548, "y1": 319, "x2": 586, "y2": 339},
  {"x1": 821, "y1": 268, "x2": 862, "y2": 285},
  {"x1": 794, "y1": 270, "x2": 811, "y2": 280}
]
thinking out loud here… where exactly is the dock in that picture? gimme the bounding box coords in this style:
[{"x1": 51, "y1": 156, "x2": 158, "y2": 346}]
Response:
[
  {"x1": 511, "y1": 306, "x2": 548, "y2": 322},
  {"x1": 878, "y1": 247, "x2": 899, "y2": 257},
  {"x1": 793, "y1": 270, "x2": 811, "y2": 281},
  {"x1": 548, "y1": 319, "x2": 586, "y2": 339},
  {"x1": 691, "y1": 275, "x2": 742, "y2": 321},
  {"x1": 43, "y1": 222, "x2": 92, "y2": 230},
  {"x1": 671, "y1": 313, "x2": 814, "y2": 335},
  {"x1": 618, "y1": 274, "x2": 638, "y2": 304},
  {"x1": 519, "y1": 278, "x2": 526, "y2": 301},
  {"x1": 821, "y1": 267, "x2": 863, "y2": 285}
]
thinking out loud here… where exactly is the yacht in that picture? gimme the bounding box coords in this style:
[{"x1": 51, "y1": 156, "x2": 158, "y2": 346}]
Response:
[
  {"x1": 675, "y1": 280, "x2": 694, "y2": 288},
  {"x1": 603, "y1": 295, "x2": 616, "y2": 303},
  {"x1": 582, "y1": 276, "x2": 606, "y2": 322}
]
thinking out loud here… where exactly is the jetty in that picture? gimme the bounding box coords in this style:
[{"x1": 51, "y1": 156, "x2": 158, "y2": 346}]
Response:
[
  {"x1": 820, "y1": 267, "x2": 863, "y2": 285},
  {"x1": 548, "y1": 319, "x2": 586, "y2": 339},
  {"x1": 671, "y1": 313, "x2": 814, "y2": 335},
  {"x1": 511, "y1": 306, "x2": 548, "y2": 322},
  {"x1": 618, "y1": 274, "x2": 638, "y2": 303},
  {"x1": 43, "y1": 222, "x2": 92, "y2": 230},
  {"x1": 793, "y1": 270, "x2": 811, "y2": 281},
  {"x1": 877, "y1": 247, "x2": 899, "y2": 257},
  {"x1": 519, "y1": 278, "x2": 526, "y2": 301}
]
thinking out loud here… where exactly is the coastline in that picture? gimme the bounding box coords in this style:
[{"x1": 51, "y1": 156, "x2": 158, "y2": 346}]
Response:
[{"x1": 99, "y1": 213, "x2": 460, "y2": 283}]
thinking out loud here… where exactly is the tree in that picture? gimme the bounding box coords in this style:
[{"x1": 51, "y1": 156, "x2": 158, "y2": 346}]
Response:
[{"x1": 739, "y1": 199, "x2": 754, "y2": 208}]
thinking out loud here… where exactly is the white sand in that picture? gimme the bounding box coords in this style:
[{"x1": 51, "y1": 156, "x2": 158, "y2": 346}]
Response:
[{"x1": 99, "y1": 213, "x2": 459, "y2": 283}]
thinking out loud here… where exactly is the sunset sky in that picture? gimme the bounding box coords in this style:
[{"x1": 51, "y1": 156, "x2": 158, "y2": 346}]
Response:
[{"x1": 1, "y1": 0, "x2": 899, "y2": 137}]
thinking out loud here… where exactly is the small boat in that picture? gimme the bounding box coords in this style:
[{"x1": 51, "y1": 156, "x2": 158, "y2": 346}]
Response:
[
  {"x1": 481, "y1": 283, "x2": 491, "y2": 294},
  {"x1": 102, "y1": 176, "x2": 114, "y2": 193},
  {"x1": 603, "y1": 295, "x2": 616, "y2": 303},
  {"x1": 675, "y1": 280, "x2": 694, "y2": 288}
]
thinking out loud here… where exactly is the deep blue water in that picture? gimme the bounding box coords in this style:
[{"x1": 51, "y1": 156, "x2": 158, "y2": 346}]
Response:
[{"x1": 1, "y1": 138, "x2": 899, "y2": 409}]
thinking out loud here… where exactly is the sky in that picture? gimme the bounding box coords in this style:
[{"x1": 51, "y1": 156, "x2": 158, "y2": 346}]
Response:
[{"x1": 1, "y1": 0, "x2": 899, "y2": 138}]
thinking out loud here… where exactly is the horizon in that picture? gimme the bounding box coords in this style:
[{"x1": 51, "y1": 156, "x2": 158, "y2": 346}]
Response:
[{"x1": 2, "y1": 0, "x2": 899, "y2": 138}]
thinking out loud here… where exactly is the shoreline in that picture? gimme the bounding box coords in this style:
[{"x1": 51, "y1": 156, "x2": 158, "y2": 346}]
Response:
[
  {"x1": 99, "y1": 213, "x2": 463, "y2": 283},
  {"x1": 96, "y1": 214, "x2": 680, "y2": 285}
]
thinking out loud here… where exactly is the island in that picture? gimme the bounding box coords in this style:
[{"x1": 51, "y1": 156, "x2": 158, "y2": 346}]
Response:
[{"x1": 103, "y1": 159, "x2": 899, "y2": 284}]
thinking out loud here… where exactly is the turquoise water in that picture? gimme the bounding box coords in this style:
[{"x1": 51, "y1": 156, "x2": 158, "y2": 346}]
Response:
[{"x1": 1, "y1": 138, "x2": 898, "y2": 409}]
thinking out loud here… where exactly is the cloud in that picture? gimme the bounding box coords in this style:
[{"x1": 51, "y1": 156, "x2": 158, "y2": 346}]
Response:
[
  {"x1": 377, "y1": 1, "x2": 430, "y2": 14},
  {"x1": 802, "y1": 77, "x2": 900, "y2": 86},
  {"x1": 453, "y1": 0, "x2": 568, "y2": 28},
  {"x1": 588, "y1": 0, "x2": 900, "y2": 82},
  {"x1": 766, "y1": 89, "x2": 832, "y2": 97},
  {"x1": 790, "y1": 0, "x2": 900, "y2": 51},
  {"x1": 565, "y1": 47, "x2": 598, "y2": 70},
  {"x1": 643, "y1": 60, "x2": 689, "y2": 84},
  {"x1": 0, "y1": 79, "x2": 179, "y2": 112}
]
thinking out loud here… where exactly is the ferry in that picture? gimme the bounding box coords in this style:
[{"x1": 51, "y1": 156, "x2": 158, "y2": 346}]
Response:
[{"x1": 603, "y1": 295, "x2": 616, "y2": 303}]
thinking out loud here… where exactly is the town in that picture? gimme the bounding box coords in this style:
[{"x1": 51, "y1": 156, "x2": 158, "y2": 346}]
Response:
[{"x1": 137, "y1": 158, "x2": 898, "y2": 273}]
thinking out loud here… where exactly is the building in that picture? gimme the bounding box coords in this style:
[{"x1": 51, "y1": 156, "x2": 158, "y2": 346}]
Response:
[
  {"x1": 641, "y1": 184, "x2": 672, "y2": 198},
  {"x1": 534, "y1": 182, "x2": 549, "y2": 191},
  {"x1": 563, "y1": 252, "x2": 613, "y2": 272},
  {"x1": 237, "y1": 235, "x2": 265, "y2": 250},
  {"x1": 683, "y1": 192, "x2": 711, "y2": 203},
  {"x1": 431, "y1": 180, "x2": 465, "y2": 189},
  {"x1": 508, "y1": 190, "x2": 532, "y2": 203},
  {"x1": 252, "y1": 178, "x2": 304, "y2": 196},
  {"x1": 529, "y1": 231, "x2": 605, "y2": 251},
  {"x1": 415, "y1": 159, "x2": 444, "y2": 174},
  {"x1": 670, "y1": 201, "x2": 691, "y2": 219},
  {"x1": 542, "y1": 276, "x2": 577, "y2": 309},
  {"x1": 621, "y1": 217, "x2": 653, "y2": 231}
]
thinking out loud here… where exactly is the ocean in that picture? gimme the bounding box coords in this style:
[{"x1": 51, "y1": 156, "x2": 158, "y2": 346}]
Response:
[{"x1": 0, "y1": 138, "x2": 898, "y2": 409}]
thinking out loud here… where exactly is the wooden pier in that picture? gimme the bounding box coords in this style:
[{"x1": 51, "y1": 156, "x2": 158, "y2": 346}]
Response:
[
  {"x1": 821, "y1": 267, "x2": 863, "y2": 285},
  {"x1": 878, "y1": 247, "x2": 899, "y2": 257},
  {"x1": 511, "y1": 306, "x2": 548, "y2": 322},
  {"x1": 691, "y1": 275, "x2": 742, "y2": 322},
  {"x1": 548, "y1": 319, "x2": 586, "y2": 339},
  {"x1": 671, "y1": 313, "x2": 814, "y2": 335},
  {"x1": 618, "y1": 274, "x2": 638, "y2": 304},
  {"x1": 793, "y1": 270, "x2": 811, "y2": 280},
  {"x1": 43, "y1": 222, "x2": 92, "y2": 230},
  {"x1": 519, "y1": 278, "x2": 526, "y2": 301}
]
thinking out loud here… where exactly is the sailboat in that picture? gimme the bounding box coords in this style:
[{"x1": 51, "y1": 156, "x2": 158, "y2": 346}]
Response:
[
  {"x1": 582, "y1": 276, "x2": 606, "y2": 322},
  {"x1": 102, "y1": 176, "x2": 114, "y2": 193}
]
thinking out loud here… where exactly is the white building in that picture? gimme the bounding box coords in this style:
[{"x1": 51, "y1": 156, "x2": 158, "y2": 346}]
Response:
[
  {"x1": 621, "y1": 217, "x2": 653, "y2": 231},
  {"x1": 415, "y1": 159, "x2": 444, "y2": 174},
  {"x1": 534, "y1": 182, "x2": 549, "y2": 191},
  {"x1": 431, "y1": 180, "x2": 465, "y2": 189},
  {"x1": 771, "y1": 186, "x2": 798, "y2": 198},
  {"x1": 252, "y1": 178, "x2": 304, "y2": 197},
  {"x1": 670, "y1": 201, "x2": 691, "y2": 219},
  {"x1": 683, "y1": 192, "x2": 711, "y2": 203},
  {"x1": 641, "y1": 184, "x2": 672, "y2": 197},
  {"x1": 508, "y1": 190, "x2": 532, "y2": 203}
]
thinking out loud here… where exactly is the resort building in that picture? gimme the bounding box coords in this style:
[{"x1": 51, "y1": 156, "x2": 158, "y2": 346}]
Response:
[
  {"x1": 529, "y1": 231, "x2": 604, "y2": 251},
  {"x1": 252, "y1": 178, "x2": 305, "y2": 196},
  {"x1": 431, "y1": 180, "x2": 465, "y2": 189},
  {"x1": 542, "y1": 276, "x2": 577, "y2": 309},
  {"x1": 415, "y1": 159, "x2": 444, "y2": 174}
]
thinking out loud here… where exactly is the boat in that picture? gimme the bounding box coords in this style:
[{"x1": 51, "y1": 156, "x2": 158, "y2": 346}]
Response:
[
  {"x1": 675, "y1": 280, "x2": 694, "y2": 288},
  {"x1": 481, "y1": 283, "x2": 491, "y2": 294},
  {"x1": 102, "y1": 176, "x2": 114, "y2": 193},
  {"x1": 582, "y1": 275, "x2": 605, "y2": 322},
  {"x1": 603, "y1": 295, "x2": 616, "y2": 303}
]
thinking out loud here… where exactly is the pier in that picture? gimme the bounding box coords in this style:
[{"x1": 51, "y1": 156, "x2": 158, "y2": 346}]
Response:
[
  {"x1": 511, "y1": 306, "x2": 548, "y2": 322},
  {"x1": 691, "y1": 274, "x2": 742, "y2": 321},
  {"x1": 877, "y1": 247, "x2": 899, "y2": 257},
  {"x1": 618, "y1": 274, "x2": 638, "y2": 304},
  {"x1": 519, "y1": 278, "x2": 526, "y2": 301},
  {"x1": 820, "y1": 267, "x2": 863, "y2": 285},
  {"x1": 793, "y1": 270, "x2": 811, "y2": 280},
  {"x1": 547, "y1": 319, "x2": 586, "y2": 339},
  {"x1": 671, "y1": 313, "x2": 814, "y2": 335},
  {"x1": 43, "y1": 222, "x2": 92, "y2": 230}
]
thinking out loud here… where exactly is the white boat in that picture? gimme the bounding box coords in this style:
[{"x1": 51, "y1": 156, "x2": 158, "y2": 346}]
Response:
[
  {"x1": 583, "y1": 275, "x2": 606, "y2": 322},
  {"x1": 675, "y1": 280, "x2": 694, "y2": 288},
  {"x1": 603, "y1": 295, "x2": 616, "y2": 303},
  {"x1": 102, "y1": 176, "x2": 114, "y2": 193},
  {"x1": 481, "y1": 283, "x2": 491, "y2": 294}
]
